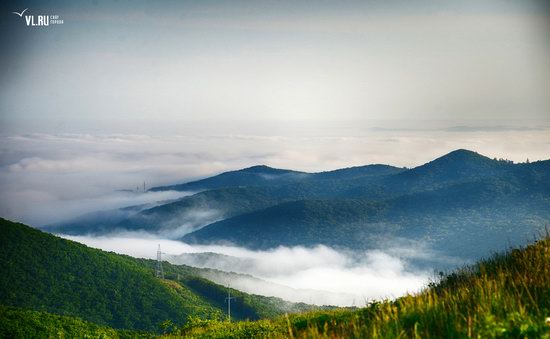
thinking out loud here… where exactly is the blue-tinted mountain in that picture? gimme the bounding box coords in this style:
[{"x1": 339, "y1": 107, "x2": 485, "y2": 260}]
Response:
[
  {"x1": 182, "y1": 155, "x2": 550, "y2": 262},
  {"x1": 343, "y1": 149, "x2": 512, "y2": 197},
  {"x1": 149, "y1": 165, "x2": 307, "y2": 192},
  {"x1": 388, "y1": 149, "x2": 509, "y2": 185},
  {"x1": 47, "y1": 164, "x2": 404, "y2": 235},
  {"x1": 45, "y1": 149, "x2": 550, "y2": 265}
]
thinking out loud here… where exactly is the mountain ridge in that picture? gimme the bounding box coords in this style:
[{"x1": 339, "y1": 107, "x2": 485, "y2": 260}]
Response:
[{"x1": 43, "y1": 149, "x2": 550, "y2": 266}]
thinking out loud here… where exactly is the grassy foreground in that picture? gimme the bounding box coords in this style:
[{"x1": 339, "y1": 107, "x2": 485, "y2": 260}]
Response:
[{"x1": 167, "y1": 235, "x2": 550, "y2": 338}]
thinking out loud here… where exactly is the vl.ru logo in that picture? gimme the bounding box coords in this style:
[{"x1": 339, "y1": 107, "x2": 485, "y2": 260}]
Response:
[{"x1": 12, "y1": 8, "x2": 64, "y2": 27}]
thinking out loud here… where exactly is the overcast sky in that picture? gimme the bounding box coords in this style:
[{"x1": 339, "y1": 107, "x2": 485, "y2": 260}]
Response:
[
  {"x1": 1, "y1": 0, "x2": 549, "y2": 127},
  {"x1": 0, "y1": 0, "x2": 549, "y2": 225}
]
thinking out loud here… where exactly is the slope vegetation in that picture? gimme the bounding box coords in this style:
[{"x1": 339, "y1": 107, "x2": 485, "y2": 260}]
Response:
[
  {"x1": 0, "y1": 218, "x2": 311, "y2": 333},
  {"x1": 0, "y1": 305, "x2": 152, "y2": 339},
  {"x1": 170, "y1": 233, "x2": 550, "y2": 338}
]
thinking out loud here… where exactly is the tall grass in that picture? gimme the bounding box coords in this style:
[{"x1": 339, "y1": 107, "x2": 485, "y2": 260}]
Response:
[{"x1": 169, "y1": 235, "x2": 550, "y2": 338}]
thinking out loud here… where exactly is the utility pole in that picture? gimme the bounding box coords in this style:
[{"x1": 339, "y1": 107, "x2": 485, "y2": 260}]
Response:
[
  {"x1": 225, "y1": 286, "x2": 237, "y2": 322},
  {"x1": 143, "y1": 181, "x2": 146, "y2": 191},
  {"x1": 156, "y1": 244, "x2": 164, "y2": 279}
]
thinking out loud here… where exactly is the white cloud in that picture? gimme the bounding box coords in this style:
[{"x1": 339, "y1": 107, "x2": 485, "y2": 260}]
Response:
[
  {"x1": 61, "y1": 234, "x2": 431, "y2": 306},
  {"x1": 148, "y1": 208, "x2": 225, "y2": 239}
]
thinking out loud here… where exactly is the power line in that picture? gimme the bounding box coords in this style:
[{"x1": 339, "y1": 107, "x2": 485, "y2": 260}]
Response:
[
  {"x1": 156, "y1": 244, "x2": 164, "y2": 279},
  {"x1": 224, "y1": 285, "x2": 237, "y2": 322}
]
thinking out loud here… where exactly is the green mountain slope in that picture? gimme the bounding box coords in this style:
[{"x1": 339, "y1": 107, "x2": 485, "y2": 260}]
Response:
[
  {"x1": 0, "y1": 305, "x2": 153, "y2": 339},
  {"x1": 170, "y1": 233, "x2": 550, "y2": 338},
  {"x1": 0, "y1": 218, "x2": 311, "y2": 333}
]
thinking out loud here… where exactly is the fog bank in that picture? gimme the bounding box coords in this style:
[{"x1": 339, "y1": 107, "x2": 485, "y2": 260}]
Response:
[{"x1": 62, "y1": 234, "x2": 432, "y2": 306}]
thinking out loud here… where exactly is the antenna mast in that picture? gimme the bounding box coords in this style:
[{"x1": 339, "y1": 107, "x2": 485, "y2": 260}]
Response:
[
  {"x1": 156, "y1": 244, "x2": 164, "y2": 279},
  {"x1": 224, "y1": 285, "x2": 237, "y2": 322}
]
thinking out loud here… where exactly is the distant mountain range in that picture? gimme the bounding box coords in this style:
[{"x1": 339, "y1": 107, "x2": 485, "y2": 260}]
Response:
[{"x1": 45, "y1": 149, "x2": 550, "y2": 265}]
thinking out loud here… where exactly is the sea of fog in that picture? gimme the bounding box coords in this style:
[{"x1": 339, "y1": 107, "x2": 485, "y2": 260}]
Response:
[{"x1": 61, "y1": 234, "x2": 434, "y2": 306}]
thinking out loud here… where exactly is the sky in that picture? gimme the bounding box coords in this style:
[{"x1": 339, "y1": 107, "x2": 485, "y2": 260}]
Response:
[
  {"x1": 1, "y1": 0, "x2": 549, "y2": 126},
  {"x1": 1, "y1": 0, "x2": 549, "y2": 225}
]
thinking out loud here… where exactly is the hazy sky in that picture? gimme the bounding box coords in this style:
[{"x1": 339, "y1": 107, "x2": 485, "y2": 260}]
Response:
[
  {"x1": 1, "y1": 0, "x2": 549, "y2": 128},
  {"x1": 1, "y1": 0, "x2": 549, "y2": 225}
]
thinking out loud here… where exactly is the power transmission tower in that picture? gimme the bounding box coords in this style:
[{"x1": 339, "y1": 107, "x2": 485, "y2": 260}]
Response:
[
  {"x1": 224, "y1": 285, "x2": 237, "y2": 322},
  {"x1": 156, "y1": 244, "x2": 164, "y2": 279}
]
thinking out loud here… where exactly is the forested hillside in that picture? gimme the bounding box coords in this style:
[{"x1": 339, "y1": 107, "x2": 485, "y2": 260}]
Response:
[
  {"x1": 0, "y1": 218, "x2": 311, "y2": 333},
  {"x1": 0, "y1": 306, "x2": 152, "y2": 339}
]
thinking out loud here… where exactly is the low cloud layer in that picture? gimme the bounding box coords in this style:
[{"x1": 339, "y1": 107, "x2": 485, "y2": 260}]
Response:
[
  {"x1": 1, "y1": 124, "x2": 549, "y2": 226},
  {"x1": 3, "y1": 188, "x2": 189, "y2": 227},
  {"x1": 62, "y1": 234, "x2": 432, "y2": 306},
  {"x1": 107, "y1": 208, "x2": 224, "y2": 239},
  {"x1": 156, "y1": 208, "x2": 224, "y2": 239}
]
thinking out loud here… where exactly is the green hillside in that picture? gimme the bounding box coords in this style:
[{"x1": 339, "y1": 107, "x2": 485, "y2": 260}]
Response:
[
  {"x1": 169, "y1": 233, "x2": 550, "y2": 338},
  {"x1": 0, "y1": 305, "x2": 153, "y2": 339},
  {"x1": 3, "y1": 222, "x2": 548, "y2": 338},
  {"x1": 0, "y1": 218, "x2": 311, "y2": 333}
]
